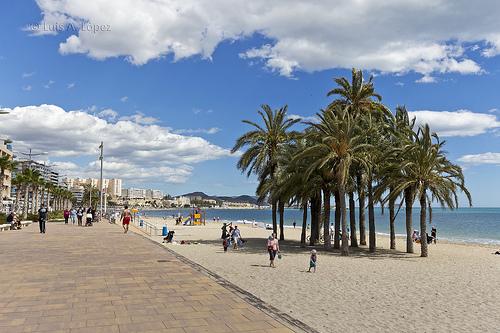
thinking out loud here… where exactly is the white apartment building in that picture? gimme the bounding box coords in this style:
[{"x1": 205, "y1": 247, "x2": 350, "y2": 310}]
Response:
[
  {"x1": 146, "y1": 189, "x2": 163, "y2": 200},
  {"x1": 175, "y1": 196, "x2": 191, "y2": 207},
  {"x1": 64, "y1": 178, "x2": 122, "y2": 197},
  {"x1": 0, "y1": 141, "x2": 13, "y2": 200},
  {"x1": 107, "y1": 178, "x2": 122, "y2": 197},
  {"x1": 69, "y1": 185, "x2": 85, "y2": 204},
  {"x1": 123, "y1": 188, "x2": 146, "y2": 199}
]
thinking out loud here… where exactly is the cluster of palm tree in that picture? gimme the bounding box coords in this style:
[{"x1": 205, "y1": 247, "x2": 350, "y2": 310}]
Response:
[
  {"x1": 82, "y1": 183, "x2": 99, "y2": 208},
  {"x1": 12, "y1": 167, "x2": 74, "y2": 218},
  {"x1": 232, "y1": 69, "x2": 471, "y2": 257}
]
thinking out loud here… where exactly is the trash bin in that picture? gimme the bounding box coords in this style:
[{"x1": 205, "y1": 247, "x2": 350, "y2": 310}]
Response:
[{"x1": 162, "y1": 225, "x2": 168, "y2": 236}]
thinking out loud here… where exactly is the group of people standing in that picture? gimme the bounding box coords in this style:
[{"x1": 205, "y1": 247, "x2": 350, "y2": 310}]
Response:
[
  {"x1": 63, "y1": 207, "x2": 97, "y2": 228},
  {"x1": 412, "y1": 226, "x2": 437, "y2": 244},
  {"x1": 221, "y1": 223, "x2": 244, "y2": 251}
]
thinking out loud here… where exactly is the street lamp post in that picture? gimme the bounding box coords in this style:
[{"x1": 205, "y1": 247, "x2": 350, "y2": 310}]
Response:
[{"x1": 99, "y1": 142, "x2": 104, "y2": 221}]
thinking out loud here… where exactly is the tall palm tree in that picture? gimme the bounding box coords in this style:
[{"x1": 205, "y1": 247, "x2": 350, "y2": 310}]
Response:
[
  {"x1": 31, "y1": 175, "x2": 44, "y2": 213},
  {"x1": 17, "y1": 168, "x2": 42, "y2": 218},
  {"x1": 387, "y1": 125, "x2": 472, "y2": 257},
  {"x1": 232, "y1": 104, "x2": 299, "y2": 234},
  {"x1": 301, "y1": 106, "x2": 369, "y2": 255},
  {"x1": 12, "y1": 173, "x2": 26, "y2": 212},
  {"x1": 327, "y1": 68, "x2": 387, "y2": 247},
  {"x1": 376, "y1": 106, "x2": 418, "y2": 253}
]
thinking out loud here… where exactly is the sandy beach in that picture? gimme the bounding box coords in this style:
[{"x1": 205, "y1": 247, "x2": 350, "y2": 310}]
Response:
[{"x1": 135, "y1": 217, "x2": 500, "y2": 333}]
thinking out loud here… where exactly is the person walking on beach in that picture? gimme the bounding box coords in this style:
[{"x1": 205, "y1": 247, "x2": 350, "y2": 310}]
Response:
[
  {"x1": 293, "y1": 221, "x2": 296, "y2": 229},
  {"x1": 431, "y1": 226, "x2": 437, "y2": 244},
  {"x1": 38, "y1": 204, "x2": 48, "y2": 234},
  {"x1": 85, "y1": 207, "x2": 93, "y2": 226},
  {"x1": 77, "y1": 207, "x2": 83, "y2": 226},
  {"x1": 121, "y1": 205, "x2": 132, "y2": 234},
  {"x1": 232, "y1": 225, "x2": 241, "y2": 250},
  {"x1": 63, "y1": 208, "x2": 70, "y2": 224},
  {"x1": 70, "y1": 207, "x2": 77, "y2": 225},
  {"x1": 222, "y1": 235, "x2": 229, "y2": 252},
  {"x1": 267, "y1": 233, "x2": 279, "y2": 268},
  {"x1": 221, "y1": 222, "x2": 230, "y2": 239},
  {"x1": 308, "y1": 249, "x2": 317, "y2": 273}
]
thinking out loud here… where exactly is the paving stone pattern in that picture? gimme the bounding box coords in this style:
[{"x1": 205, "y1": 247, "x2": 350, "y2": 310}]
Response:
[{"x1": 0, "y1": 222, "x2": 296, "y2": 333}]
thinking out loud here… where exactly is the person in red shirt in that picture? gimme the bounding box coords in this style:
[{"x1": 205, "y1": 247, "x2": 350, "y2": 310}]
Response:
[{"x1": 121, "y1": 205, "x2": 132, "y2": 234}]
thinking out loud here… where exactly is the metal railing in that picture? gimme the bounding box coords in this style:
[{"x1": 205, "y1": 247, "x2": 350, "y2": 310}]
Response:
[{"x1": 133, "y1": 218, "x2": 161, "y2": 236}]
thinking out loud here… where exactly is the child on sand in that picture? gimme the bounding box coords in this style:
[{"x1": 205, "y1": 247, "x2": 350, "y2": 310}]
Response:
[
  {"x1": 222, "y1": 236, "x2": 229, "y2": 252},
  {"x1": 308, "y1": 249, "x2": 317, "y2": 272}
]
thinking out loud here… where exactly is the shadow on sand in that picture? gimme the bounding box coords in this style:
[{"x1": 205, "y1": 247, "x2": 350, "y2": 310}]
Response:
[{"x1": 177, "y1": 234, "x2": 420, "y2": 262}]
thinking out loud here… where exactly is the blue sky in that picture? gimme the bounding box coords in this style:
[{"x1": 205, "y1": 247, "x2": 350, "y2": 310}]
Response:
[{"x1": 1, "y1": 1, "x2": 500, "y2": 206}]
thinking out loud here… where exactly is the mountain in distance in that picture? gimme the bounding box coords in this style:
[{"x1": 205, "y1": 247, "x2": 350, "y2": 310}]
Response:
[{"x1": 181, "y1": 192, "x2": 260, "y2": 205}]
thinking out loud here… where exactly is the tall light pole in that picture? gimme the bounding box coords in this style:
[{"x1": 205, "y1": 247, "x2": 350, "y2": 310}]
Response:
[
  {"x1": 17, "y1": 148, "x2": 48, "y2": 168},
  {"x1": 99, "y1": 141, "x2": 104, "y2": 221}
]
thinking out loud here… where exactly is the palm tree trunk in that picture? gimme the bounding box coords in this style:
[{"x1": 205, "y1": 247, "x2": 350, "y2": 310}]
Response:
[
  {"x1": 15, "y1": 187, "x2": 20, "y2": 212},
  {"x1": 34, "y1": 187, "x2": 39, "y2": 213},
  {"x1": 272, "y1": 200, "x2": 277, "y2": 235},
  {"x1": 340, "y1": 186, "x2": 349, "y2": 256},
  {"x1": 367, "y1": 178, "x2": 376, "y2": 253},
  {"x1": 300, "y1": 201, "x2": 307, "y2": 247},
  {"x1": 420, "y1": 192, "x2": 428, "y2": 257},
  {"x1": 310, "y1": 192, "x2": 321, "y2": 245},
  {"x1": 357, "y1": 172, "x2": 366, "y2": 245},
  {"x1": 333, "y1": 190, "x2": 341, "y2": 249},
  {"x1": 23, "y1": 186, "x2": 29, "y2": 219},
  {"x1": 348, "y1": 191, "x2": 358, "y2": 247},
  {"x1": 30, "y1": 188, "x2": 35, "y2": 214},
  {"x1": 389, "y1": 190, "x2": 396, "y2": 250},
  {"x1": 404, "y1": 188, "x2": 414, "y2": 253},
  {"x1": 278, "y1": 200, "x2": 285, "y2": 241},
  {"x1": 310, "y1": 194, "x2": 318, "y2": 246},
  {"x1": 323, "y1": 188, "x2": 331, "y2": 248}
]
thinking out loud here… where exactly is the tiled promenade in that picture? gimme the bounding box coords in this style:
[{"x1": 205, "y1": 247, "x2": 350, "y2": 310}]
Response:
[{"x1": 0, "y1": 222, "x2": 296, "y2": 333}]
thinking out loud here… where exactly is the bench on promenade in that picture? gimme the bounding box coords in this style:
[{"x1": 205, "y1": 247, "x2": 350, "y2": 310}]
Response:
[{"x1": 0, "y1": 221, "x2": 32, "y2": 231}]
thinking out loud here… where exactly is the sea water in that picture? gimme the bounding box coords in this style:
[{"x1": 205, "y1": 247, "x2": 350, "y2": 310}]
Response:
[{"x1": 143, "y1": 207, "x2": 500, "y2": 245}]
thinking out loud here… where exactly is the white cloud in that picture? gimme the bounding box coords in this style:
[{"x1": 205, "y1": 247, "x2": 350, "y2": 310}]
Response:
[
  {"x1": 408, "y1": 110, "x2": 500, "y2": 137},
  {"x1": 22, "y1": 85, "x2": 32, "y2": 91},
  {"x1": 119, "y1": 112, "x2": 159, "y2": 125},
  {"x1": 415, "y1": 75, "x2": 436, "y2": 84},
  {"x1": 30, "y1": 1, "x2": 500, "y2": 77},
  {"x1": 120, "y1": 96, "x2": 128, "y2": 102},
  {"x1": 97, "y1": 108, "x2": 118, "y2": 121},
  {"x1": 67, "y1": 82, "x2": 76, "y2": 89},
  {"x1": 193, "y1": 108, "x2": 213, "y2": 115},
  {"x1": 458, "y1": 152, "x2": 500, "y2": 165},
  {"x1": 175, "y1": 127, "x2": 221, "y2": 135},
  {"x1": 22, "y1": 72, "x2": 35, "y2": 78},
  {"x1": 395, "y1": 82, "x2": 405, "y2": 87},
  {"x1": 50, "y1": 161, "x2": 80, "y2": 171},
  {"x1": 287, "y1": 114, "x2": 319, "y2": 123},
  {"x1": 0, "y1": 104, "x2": 232, "y2": 184},
  {"x1": 43, "y1": 80, "x2": 55, "y2": 89}
]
